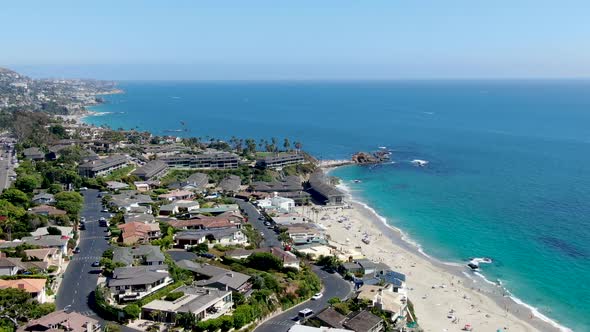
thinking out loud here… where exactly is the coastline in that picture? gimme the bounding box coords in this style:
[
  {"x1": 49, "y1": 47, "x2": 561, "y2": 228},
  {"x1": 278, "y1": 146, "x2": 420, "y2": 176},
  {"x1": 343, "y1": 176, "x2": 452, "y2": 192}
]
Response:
[{"x1": 317, "y1": 165, "x2": 570, "y2": 332}]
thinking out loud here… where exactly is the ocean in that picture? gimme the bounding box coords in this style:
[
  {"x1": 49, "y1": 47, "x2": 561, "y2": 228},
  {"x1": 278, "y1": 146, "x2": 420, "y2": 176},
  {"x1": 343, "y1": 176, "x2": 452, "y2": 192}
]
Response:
[{"x1": 86, "y1": 80, "x2": 590, "y2": 331}]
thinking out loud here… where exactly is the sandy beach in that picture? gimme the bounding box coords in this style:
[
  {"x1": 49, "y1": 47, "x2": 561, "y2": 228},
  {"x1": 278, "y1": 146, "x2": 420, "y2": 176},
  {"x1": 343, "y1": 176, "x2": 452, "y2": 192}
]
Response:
[{"x1": 295, "y1": 189, "x2": 567, "y2": 332}]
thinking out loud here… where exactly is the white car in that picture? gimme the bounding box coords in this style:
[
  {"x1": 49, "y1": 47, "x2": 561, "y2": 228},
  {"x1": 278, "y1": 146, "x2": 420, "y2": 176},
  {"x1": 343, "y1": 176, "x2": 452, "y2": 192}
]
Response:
[{"x1": 311, "y1": 293, "x2": 323, "y2": 300}]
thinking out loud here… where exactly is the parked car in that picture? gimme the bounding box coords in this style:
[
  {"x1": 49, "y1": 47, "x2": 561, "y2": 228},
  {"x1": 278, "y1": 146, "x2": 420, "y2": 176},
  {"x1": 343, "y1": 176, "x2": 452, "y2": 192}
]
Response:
[
  {"x1": 199, "y1": 253, "x2": 216, "y2": 259},
  {"x1": 91, "y1": 261, "x2": 100, "y2": 267},
  {"x1": 311, "y1": 292, "x2": 323, "y2": 300},
  {"x1": 73, "y1": 247, "x2": 81, "y2": 254}
]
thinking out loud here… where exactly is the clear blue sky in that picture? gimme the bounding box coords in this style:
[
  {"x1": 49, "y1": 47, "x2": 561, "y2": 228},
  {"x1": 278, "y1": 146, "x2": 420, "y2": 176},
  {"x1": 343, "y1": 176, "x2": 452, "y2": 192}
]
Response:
[{"x1": 2, "y1": 0, "x2": 589, "y2": 79}]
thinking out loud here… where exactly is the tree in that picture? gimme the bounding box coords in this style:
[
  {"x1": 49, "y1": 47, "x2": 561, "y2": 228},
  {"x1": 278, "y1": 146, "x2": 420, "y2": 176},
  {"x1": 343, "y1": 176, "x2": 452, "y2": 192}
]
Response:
[
  {"x1": 49, "y1": 125, "x2": 67, "y2": 138},
  {"x1": 283, "y1": 138, "x2": 290, "y2": 151},
  {"x1": 104, "y1": 323, "x2": 121, "y2": 332},
  {"x1": 0, "y1": 189, "x2": 29, "y2": 208},
  {"x1": 0, "y1": 200, "x2": 26, "y2": 219},
  {"x1": 0, "y1": 288, "x2": 55, "y2": 328},
  {"x1": 54, "y1": 191, "x2": 83, "y2": 216},
  {"x1": 46, "y1": 226, "x2": 62, "y2": 235},
  {"x1": 294, "y1": 141, "x2": 302, "y2": 152},
  {"x1": 47, "y1": 184, "x2": 62, "y2": 194},
  {"x1": 15, "y1": 175, "x2": 42, "y2": 192},
  {"x1": 245, "y1": 252, "x2": 283, "y2": 271},
  {"x1": 124, "y1": 304, "x2": 141, "y2": 320}
]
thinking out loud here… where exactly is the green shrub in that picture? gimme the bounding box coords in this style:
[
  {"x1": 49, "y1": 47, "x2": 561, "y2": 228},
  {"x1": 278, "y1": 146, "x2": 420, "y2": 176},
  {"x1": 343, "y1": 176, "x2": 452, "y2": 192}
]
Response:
[{"x1": 164, "y1": 291, "x2": 184, "y2": 301}]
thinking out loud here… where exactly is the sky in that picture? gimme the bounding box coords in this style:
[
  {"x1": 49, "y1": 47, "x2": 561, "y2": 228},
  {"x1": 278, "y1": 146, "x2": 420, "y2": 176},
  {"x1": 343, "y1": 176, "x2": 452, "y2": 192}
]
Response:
[{"x1": 1, "y1": 0, "x2": 589, "y2": 80}]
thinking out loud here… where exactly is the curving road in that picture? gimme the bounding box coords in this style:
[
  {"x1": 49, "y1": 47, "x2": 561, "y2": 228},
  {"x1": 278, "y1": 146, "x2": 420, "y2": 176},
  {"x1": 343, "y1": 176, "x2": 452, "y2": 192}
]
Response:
[{"x1": 254, "y1": 266, "x2": 353, "y2": 332}]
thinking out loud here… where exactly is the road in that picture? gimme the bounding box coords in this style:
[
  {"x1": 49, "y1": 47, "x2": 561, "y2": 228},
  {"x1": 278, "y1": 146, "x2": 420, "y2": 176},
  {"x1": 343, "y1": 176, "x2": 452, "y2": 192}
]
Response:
[
  {"x1": 0, "y1": 142, "x2": 15, "y2": 190},
  {"x1": 254, "y1": 265, "x2": 353, "y2": 332},
  {"x1": 231, "y1": 198, "x2": 282, "y2": 247},
  {"x1": 56, "y1": 189, "x2": 111, "y2": 317}
]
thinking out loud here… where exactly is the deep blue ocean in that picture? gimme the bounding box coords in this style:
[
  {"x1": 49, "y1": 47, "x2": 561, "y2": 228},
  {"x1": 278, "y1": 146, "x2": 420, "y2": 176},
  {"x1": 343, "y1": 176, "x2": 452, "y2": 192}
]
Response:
[{"x1": 87, "y1": 81, "x2": 590, "y2": 330}]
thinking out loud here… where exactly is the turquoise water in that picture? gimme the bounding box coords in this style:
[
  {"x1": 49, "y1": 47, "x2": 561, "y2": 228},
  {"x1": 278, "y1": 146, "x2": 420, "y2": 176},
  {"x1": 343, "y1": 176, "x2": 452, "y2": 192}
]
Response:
[{"x1": 87, "y1": 81, "x2": 590, "y2": 330}]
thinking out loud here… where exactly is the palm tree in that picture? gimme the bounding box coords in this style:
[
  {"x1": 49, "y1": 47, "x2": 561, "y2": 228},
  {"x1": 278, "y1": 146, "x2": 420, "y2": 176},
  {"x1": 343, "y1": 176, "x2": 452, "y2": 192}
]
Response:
[
  {"x1": 1, "y1": 218, "x2": 18, "y2": 241},
  {"x1": 283, "y1": 138, "x2": 291, "y2": 152},
  {"x1": 294, "y1": 141, "x2": 302, "y2": 153}
]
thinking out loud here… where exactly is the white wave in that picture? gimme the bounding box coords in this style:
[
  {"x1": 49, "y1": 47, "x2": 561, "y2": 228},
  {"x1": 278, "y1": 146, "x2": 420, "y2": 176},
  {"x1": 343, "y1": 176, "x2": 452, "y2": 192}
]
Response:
[
  {"x1": 469, "y1": 257, "x2": 493, "y2": 265},
  {"x1": 411, "y1": 159, "x2": 429, "y2": 166},
  {"x1": 509, "y1": 294, "x2": 572, "y2": 332},
  {"x1": 90, "y1": 111, "x2": 112, "y2": 117},
  {"x1": 170, "y1": 96, "x2": 181, "y2": 99},
  {"x1": 471, "y1": 268, "x2": 573, "y2": 331},
  {"x1": 329, "y1": 165, "x2": 571, "y2": 332},
  {"x1": 423, "y1": 111, "x2": 435, "y2": 115}
]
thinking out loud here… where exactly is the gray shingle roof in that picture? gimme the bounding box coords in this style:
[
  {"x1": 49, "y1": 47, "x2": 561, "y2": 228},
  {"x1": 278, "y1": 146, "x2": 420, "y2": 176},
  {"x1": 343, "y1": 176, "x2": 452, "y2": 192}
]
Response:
[{"x1": 109, "y1": 266, "x2": 169, "y2": 287}]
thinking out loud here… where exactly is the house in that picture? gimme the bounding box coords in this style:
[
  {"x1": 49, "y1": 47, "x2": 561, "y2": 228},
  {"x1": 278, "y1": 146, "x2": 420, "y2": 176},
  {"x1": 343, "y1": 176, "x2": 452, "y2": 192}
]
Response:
[
  {"x1": 313, "y1": 308, "x2": 384, "y2": 332},
  {"x1": 28, "y1": 205, "x2": 67, "y2": 216},
  {"x1": 342, "y1": 310, "x2": 385, "y2": 332},
  {"x1": 294, "y1": 243, "x2": 333, "y2": 259},
  {"x1": 307, "y1": 171, "x2": 345, "y2": 206},
  {"x1": 31, "y1": 193, "x2": 55, "y2": 205},
  {"x1": 112, "y1": 245, "x2": 166, "y2": 266},
  {"x1": 218, "y1": 175, "x2": 241, "y2": 194},
  {"x1": 250, "y1": 176, "x2": 310, "y2": 204},
  {"x1": 78, "y1": 154, "x2": 128, "y2": 177},
  {"x1": 176, "y1": 260, "x2": 251, "y2": 293},
  {"x1": 168, "y1": 172, "x2": 209, "y2": 192},
  {"x1": 30, "y1": 226, "x2": 73, "y2": 238},
  {"x1": 314, "y1": 307, "x2": 348, "y2": 329},
  {"x1": 0, "y1": 278, "x2": 47, "y2": 303},
  {"x1": 106, "y1": 181, "x2": 129, "y2": 190},
  {"x1": 356, "y1": 284, "x2": 407, "y2": 322},
  {"x1": 141, "y1": 285, "x2": 232, "y2": 322},
  {"x1": 0, "y1": 256, "x2": 25, "y2": 276},
  {"x1": 360, "y1": 269, "x2": 407, "y2": 293},
  {"x1": 167, "y1": 215, "x2": 242, "y2": 231},
  {"x1": 224, "y1": 247, "x2": 300, "y2": 270},
  {"x1": 288, "y1": 326, "x2": 352, "y2": 332},
  {"x1": 132, "y1": 160, "x2": 168, "y2": 180},
  {"x1": 108, "y1": 191, "x2": 153, "y2": 212},
  {"x1": 159, "y1": 200, "x2": 200, "y2": 216},
  {"x1": 161, "y1": 152, "x2": 239, "y2": 170},
  {"x1": 21, "y1": 235, "x2": 69, "y2": 256},
  {"x1": 286, "y1": 223, "x2": 326, "y2": 245},
  {"x1": 124, "y1": 213, "x2": 156, "y2": 224},
  {"x1": 158, "y1": 190, "x2": 194, "y2": 201},
  {"x1": 174, "y1": 228, "x2": 247, "y2": 248},
  {"x1": 118, "y1": 222, "x2": 161, "y2": 245},
  {"x1": 19, "y1": 310, "x2": 100, "y2": 332},
  {"x1": 0, "y1": 255, "x2": 50, "y2": 275},
  {"x1": 189, "y1": 204, "x2": 240, "y2": 216},
  {"x1": 23, "y1": 147, "x2": 45, "y2": 161},
  {"x1": 256, "y1": 193, "x2": 295, "y2": 213},
  {"x1": 271, "y1": 213, "x2": 307, "y2": 226},
  {"x1": 24, "y1": 248, "x2": 62, "y2": 272},
  {"x1": 108, "y1": 265, "x2": 172, "y2": 302},
  {"x1": 256, "y1": 153, "x2": 305, "y2": 169},
  {"x1": 185, "y1": 172, "x2": 209, "y2": 190}
]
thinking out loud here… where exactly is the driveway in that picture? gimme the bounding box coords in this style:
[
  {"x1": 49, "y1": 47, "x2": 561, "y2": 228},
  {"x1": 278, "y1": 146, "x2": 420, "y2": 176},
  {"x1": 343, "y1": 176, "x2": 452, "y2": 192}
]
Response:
[
  {"x1": 231, "y1": 198, "x2": 282, "y2": 247},
  {"x1": 254, "y1": 266, "x2": 353, "y2": 332}
]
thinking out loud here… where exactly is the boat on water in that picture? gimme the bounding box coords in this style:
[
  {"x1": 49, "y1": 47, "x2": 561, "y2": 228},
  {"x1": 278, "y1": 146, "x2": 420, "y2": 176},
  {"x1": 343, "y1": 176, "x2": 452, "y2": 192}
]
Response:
[
  {"x1": 467, "y1": 257, "x2": 492, "y2": 270},
  {"x1": 411, "y1": 159, "x2": 429, "y2": 167},
  {"x1": 353, "y1": 179, "x2": 362, "y2": 183}
]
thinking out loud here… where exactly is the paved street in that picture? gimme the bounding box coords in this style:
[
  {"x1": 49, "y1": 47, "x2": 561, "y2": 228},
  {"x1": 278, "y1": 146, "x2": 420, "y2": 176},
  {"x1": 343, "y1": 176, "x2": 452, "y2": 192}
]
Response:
[
  {"x1": 231, "y1": 198, "x2": 282, "y2": 247},
  {"x1": 0, "y1": 141, "x2": 15, "y2": 190},
  {"x1": 254, "y1": 265, "x2": 353, "y2": 332},
  {"x1": 56, "y1": 189, "x2": 111, "y2": 317}
]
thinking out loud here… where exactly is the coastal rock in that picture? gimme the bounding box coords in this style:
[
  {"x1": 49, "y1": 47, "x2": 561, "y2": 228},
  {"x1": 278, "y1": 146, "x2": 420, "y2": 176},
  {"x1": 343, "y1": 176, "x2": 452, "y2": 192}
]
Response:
[{"x1": 351, "y1": 150, "x2": 391, "y2": 164}]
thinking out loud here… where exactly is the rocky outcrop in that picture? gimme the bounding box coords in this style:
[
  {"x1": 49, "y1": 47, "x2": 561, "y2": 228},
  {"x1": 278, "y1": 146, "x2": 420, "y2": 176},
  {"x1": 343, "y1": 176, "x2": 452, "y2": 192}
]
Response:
[{"x1": 351, "y1": 150, "x2": 391, "y2": 164}]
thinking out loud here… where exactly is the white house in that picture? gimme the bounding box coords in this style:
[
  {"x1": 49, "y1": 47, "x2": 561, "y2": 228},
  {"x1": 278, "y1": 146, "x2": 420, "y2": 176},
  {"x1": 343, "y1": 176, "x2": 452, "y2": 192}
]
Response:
[{"x1": 256, "y1": 193, "x2": 295, "y2": 213}]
